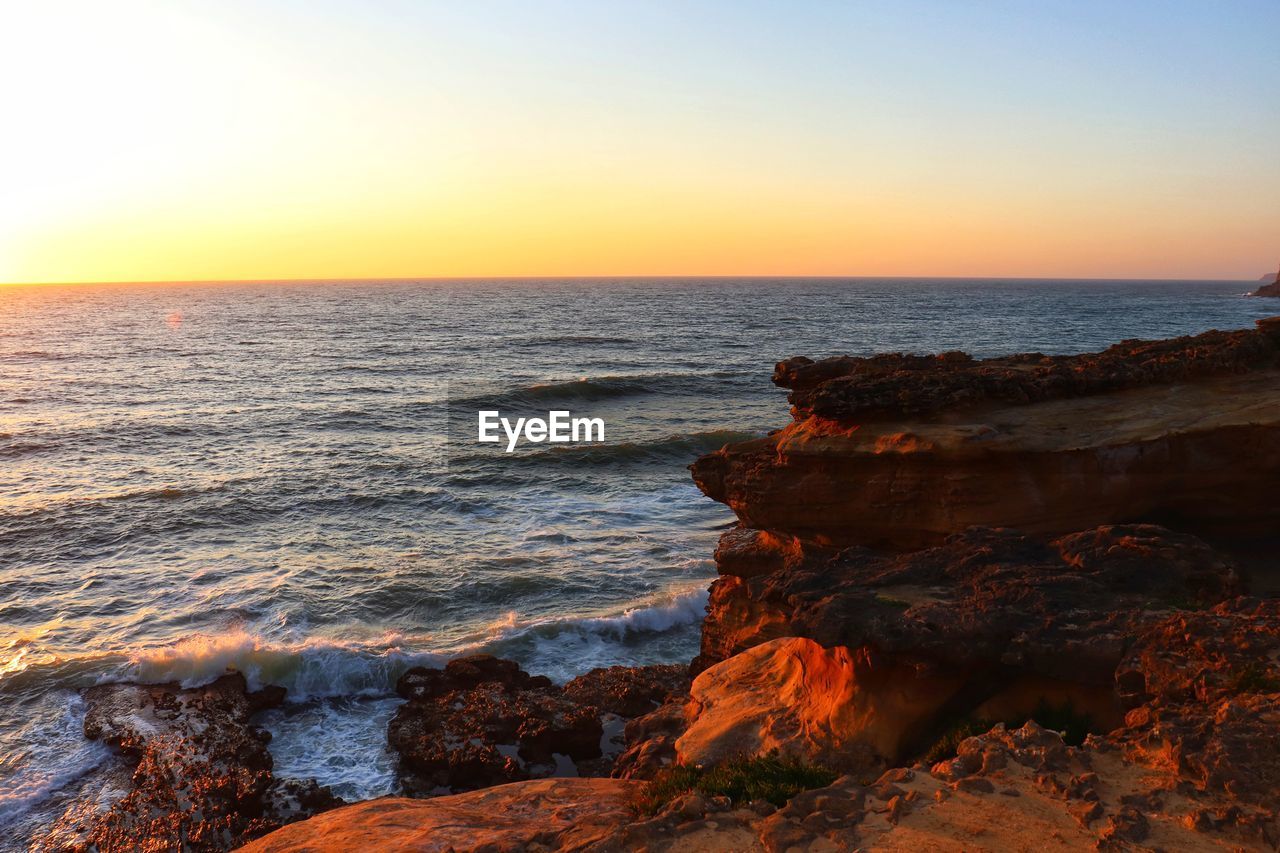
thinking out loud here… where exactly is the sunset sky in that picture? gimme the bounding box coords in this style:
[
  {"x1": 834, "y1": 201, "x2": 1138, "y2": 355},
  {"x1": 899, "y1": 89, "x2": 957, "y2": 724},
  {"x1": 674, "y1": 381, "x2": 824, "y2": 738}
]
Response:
[{"x1": 2, "y1": 0, "x2": 1278, "y2": 284}]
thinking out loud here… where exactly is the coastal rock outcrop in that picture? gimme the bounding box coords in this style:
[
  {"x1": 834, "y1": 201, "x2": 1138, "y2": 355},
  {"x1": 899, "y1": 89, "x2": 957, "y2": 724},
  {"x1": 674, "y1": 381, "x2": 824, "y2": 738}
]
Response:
[
  {"x1": 388, "y1": 655, "x2": 604, "y2": 793},
  {"x1": 677, "y1": 636, "x2": 948, "y2": 773},
  {"x1": 563, "y1": 663, "x2": 689, "y2": 718},
  {"x1": 696, "y1": 523, "x2": 1240, "y2": 674},
  {"x1": 1254, "y1": 266, "x2": 1280, "y2": 296},
  {"x1": 692, "y1": 318, "x2": 1280, "y2": 549},
  {"x1": 687, "y1": 523, "x2": 1243, "y2": 778},
  {"x1": 387, "y1": 656, "x2": 690, "y2": 793},
  {"x1": 40, "y1": 673, "x2": 339, "y2": 852},
  {"x1": 154, "y1": 321, "x2": 1280, "y2": 851}
]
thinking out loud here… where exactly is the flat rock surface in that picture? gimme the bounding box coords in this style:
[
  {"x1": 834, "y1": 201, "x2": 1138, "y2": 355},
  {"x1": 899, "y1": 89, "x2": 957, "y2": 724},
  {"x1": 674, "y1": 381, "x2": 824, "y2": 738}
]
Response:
[{"x1": 237, "y1": 778, "x2": 641, "y2": 853}]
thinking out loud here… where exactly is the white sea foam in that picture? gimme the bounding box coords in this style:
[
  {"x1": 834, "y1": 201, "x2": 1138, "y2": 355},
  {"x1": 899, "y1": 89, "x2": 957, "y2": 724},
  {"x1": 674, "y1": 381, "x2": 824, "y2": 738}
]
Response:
[
  {"x1": 127, "y1": 631, "x2": 446, "y2": 700},
  {"x1": 258, "y1": 696, "x2": 403, "y2": 801},
  {"x1": 116, "y1": 585, "x2": 709, "y2": 700},
  {"x1": 102, "y1": 586, "x2": 710, "y2": 797},
  {"x1": 0, "y1": 694, "x2": 115, "y2": 823}
]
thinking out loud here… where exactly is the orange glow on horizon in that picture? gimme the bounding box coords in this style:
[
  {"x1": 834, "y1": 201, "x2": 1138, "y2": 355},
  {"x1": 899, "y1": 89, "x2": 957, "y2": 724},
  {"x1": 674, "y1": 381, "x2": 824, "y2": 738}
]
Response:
[{"x1": 1, "y1": 2, "x2": 1277, "y2": 285}]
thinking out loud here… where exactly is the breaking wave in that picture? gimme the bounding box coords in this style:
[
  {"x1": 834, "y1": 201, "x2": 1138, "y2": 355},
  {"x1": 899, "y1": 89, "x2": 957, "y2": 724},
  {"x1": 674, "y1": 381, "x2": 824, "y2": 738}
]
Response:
[
  {"x1": 127, "y1": 632, "x2": 447, "y2": 700},
  {"x1": 117, "y1": 586, "x2": 710, "y2": 699}
]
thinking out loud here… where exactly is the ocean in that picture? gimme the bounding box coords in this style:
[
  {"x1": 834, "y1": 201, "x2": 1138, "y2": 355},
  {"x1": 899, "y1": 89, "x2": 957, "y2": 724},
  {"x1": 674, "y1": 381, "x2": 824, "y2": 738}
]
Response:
[{"x1": 0, "y1": 277, "x2": 1272, "y2": 844}]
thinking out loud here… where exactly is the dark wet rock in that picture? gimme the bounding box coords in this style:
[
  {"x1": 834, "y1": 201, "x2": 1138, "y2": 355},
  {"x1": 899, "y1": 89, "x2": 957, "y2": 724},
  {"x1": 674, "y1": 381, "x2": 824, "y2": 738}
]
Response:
[
  {"x1": 394, "y1": 653, "x2": 552, "y2": 702},
  {"x1": 50, "y1": 673, "x2": 340, "y2": 852},
  {"x1": 388, "y1": 656, "x2": 602, "y2": 794},
  {"x1": 611, "y1": 698, "x2": 689, "y2": 780},
  {"x1": 563, "y1": 663, "x2": 689, "y2": 718},
  {"x1": 699, "y1": 524, "x2": 1241, "y2": 674}
]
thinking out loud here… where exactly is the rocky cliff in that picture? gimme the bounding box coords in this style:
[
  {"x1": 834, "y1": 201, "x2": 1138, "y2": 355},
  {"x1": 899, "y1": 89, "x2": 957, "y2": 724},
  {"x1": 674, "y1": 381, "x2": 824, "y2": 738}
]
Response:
[
  {"x1": 1255, "y1": 266, "x2": 1280, "y2": 297},
  {"x1": 167, "y1": 321, "x2": 1280, "y2": 850}
]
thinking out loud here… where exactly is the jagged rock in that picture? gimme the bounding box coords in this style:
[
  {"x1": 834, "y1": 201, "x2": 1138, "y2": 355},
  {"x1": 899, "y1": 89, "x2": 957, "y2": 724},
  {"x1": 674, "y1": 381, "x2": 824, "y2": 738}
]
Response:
[
  {"x1": 1117, "y1": 597, "x2": 1280, "y2": 709},
  {"x1": 1113, "y1": 598, "x2": 1280, "y2": 822},
  {"x1": 388, "y1": 656, "x2": 602, "y2": 793},
  {"x1": 395, "y1": 653, "x2": 553, "y2": 701},
  {"x1": 693, "y1": 318, "x2": 1280, "y2": 549},
  {"x1": 692, "y1": 524, "x2": 1242, "y2": 775},
  {"x1": 698, "y1": 524, "x2": 1240, "y2": 676},
  {"x1": 238, "y1": 778, "x2": 642, "y2": 853},
  {"x1": 43, "y1": 673, "x2": 340, "y2": 852},
  {"x1": 610, "y1": 698, "x2": 689, "y2": 780},
  {"x1": 773, "y1": 318, "x2": 1280, "y2": 422},
  {"x1": 563, "y1": 663, "x2": 689, "y2": 718}
]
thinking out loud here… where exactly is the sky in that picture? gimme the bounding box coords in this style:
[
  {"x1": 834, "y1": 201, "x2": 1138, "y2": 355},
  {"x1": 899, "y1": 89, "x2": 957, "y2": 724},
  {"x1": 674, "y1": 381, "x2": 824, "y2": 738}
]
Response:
[{"x1": 1, "y1": 0, "x2": 1278, "y2": 283}]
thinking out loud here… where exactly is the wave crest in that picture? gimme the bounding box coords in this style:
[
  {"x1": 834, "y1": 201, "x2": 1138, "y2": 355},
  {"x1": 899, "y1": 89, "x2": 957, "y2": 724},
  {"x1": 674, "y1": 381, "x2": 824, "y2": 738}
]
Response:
[
  {"x1": 118, "y1": 586, "x2": 711, "y2": 697},
  {"x1": 128, "y1": 632, "x2": 445, "y2": 700}
]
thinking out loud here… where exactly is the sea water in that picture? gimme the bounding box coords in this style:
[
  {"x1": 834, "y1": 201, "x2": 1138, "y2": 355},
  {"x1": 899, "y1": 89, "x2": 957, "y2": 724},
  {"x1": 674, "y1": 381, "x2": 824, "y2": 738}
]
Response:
[{"x1": 0, "y1": 277, "x2": 1271, "y2": 844}]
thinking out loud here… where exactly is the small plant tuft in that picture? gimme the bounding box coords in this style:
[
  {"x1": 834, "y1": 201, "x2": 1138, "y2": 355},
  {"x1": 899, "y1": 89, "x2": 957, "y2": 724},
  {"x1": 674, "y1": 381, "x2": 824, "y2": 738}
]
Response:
[
  {"x1": 637, "y1": 752, "x2": 838, "y2": 815},
  {"x1": 920, "y1": 718, "x2": 990, "y2": 766}
]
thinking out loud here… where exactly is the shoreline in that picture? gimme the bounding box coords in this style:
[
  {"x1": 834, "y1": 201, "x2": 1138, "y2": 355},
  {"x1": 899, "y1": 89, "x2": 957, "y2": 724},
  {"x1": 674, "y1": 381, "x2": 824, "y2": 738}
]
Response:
[
  {"x1": 21, "y1": 316, "x2": 1280, "y2": 851},
  {"x1": 1, "y1": 583, "x2": 713, "y2": 843}
]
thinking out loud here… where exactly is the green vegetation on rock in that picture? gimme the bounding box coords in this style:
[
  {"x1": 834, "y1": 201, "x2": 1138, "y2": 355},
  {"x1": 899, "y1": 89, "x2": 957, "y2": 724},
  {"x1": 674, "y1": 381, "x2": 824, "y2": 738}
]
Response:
[{"x1": 638, "y1": 753, "x2": 838, "y2": 815}]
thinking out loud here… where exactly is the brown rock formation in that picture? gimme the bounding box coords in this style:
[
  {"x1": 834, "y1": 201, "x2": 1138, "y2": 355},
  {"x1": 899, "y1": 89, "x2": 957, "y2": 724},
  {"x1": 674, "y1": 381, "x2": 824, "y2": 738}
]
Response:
[
  {"x1": 237, "y1": 778, "x2": 642, "y2": 853},
  {"x1": 387, "y1": 656, "x2": 690, "y2": 793},
  {"x1": 688, "y1": 524, "x2": 1244, "y2": 780},
  {"x1": 39, "y1": 674, "x2": 339, "y2": 852},
  {"x1": 773, "y1": 318, "x2": 1280, "y2": 422},
  {"x1": 563, "y1": 663, "x2": 689, "y2": 718},
  {"x1": 388, "y1": 655, "x2": 604, "y2": 793},
  {"x1": 677, "y1": 637, "x2": 956, "y2": 773},
  {"x1": 693, "y1": 318, "x2": 1280, "y2": 549},
  {"x1": 610, "y1": 698, "x2": 689, "y2": 780},
  {"x1": 234, "y1": 323, "x2": 1280, "y2": 850},
  {"x1": 1253, "y1": 265, "x2": 1280, "y2": 297},
  {"x1": 697, "y1": 524, "x2": 1240, "y2": 676}
]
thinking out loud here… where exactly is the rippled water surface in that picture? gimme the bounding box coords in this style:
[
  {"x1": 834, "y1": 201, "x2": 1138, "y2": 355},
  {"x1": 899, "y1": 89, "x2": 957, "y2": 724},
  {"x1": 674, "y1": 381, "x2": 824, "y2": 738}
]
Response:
[{"x1": 0, "y1": 277, "x2": 1271, "y2": 842}]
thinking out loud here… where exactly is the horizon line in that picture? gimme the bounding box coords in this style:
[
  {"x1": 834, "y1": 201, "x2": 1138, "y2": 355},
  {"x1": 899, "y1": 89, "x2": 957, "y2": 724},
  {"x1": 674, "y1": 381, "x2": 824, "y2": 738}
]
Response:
[{"x1": 1, "y1": 273, "x2": 1270, "y2": 288}]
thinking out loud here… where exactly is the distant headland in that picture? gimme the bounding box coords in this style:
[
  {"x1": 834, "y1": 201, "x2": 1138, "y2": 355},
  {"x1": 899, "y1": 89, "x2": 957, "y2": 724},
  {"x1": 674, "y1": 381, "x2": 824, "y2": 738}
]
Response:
[{"x1": 1253, "y1": 265, "x2": 1280, "y2": 297}]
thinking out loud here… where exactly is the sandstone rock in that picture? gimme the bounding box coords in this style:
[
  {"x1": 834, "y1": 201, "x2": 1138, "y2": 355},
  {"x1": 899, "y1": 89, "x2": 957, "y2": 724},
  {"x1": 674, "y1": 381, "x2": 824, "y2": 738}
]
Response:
[
  {"x1": 773, "y1": 318, "x2": 1280, "y2": 422},
  {"x1": 699, "y1": 524, "x2": 1239, "y2": 675},
  {"x1": 238, "y1": 778, "x2": 641, "y2": 853},
  {"x1": 44, "y1": 674, "x2": 340, "y2": 852},
  {"x1": 677, "y1": 637, "x2": 948, "y2": 772},
  {"x1": 693, "y1": 524, "x2": 1243, "y2": 774},
  {"x1": 693, "y1": 319, "x2": 1280, "y2": 549}
]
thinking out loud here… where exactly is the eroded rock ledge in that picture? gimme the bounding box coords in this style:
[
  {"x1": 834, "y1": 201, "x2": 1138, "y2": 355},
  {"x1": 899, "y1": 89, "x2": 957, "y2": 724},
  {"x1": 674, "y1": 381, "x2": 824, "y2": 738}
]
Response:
[
  {"x1": 693, "y1": 318, "x2": 1280, "y2": 548},
  {"x1": 774, "y1": 316, "x2": 1280, "y2": 421}
]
